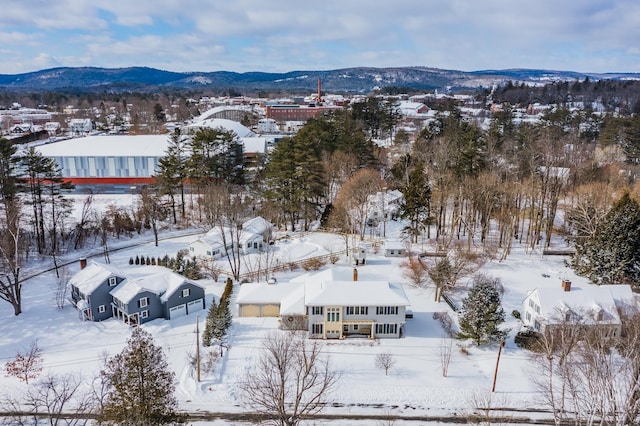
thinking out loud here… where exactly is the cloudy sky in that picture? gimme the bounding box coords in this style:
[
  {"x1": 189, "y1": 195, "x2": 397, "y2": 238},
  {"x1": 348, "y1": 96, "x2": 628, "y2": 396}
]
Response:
[{"x1": 1, "y1": 0, "x2": 639, "y2": 75}]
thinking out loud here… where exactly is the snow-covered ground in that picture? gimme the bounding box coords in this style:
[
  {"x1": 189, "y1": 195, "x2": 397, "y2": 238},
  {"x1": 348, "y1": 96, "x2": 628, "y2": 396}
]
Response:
[{"x1": 0, "y1": 195, "x2": 592, "y2": 425}]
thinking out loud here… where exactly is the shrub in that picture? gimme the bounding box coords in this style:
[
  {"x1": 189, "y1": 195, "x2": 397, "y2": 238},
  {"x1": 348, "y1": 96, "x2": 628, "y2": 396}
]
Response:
[
  {"x1": 514, "y1": 329, "x2": 542, "y2": 351},
  {"x1": 302, "y1": 257, "x2": 326, "y2": 271},
  {"x1": 512, "y1": 310, "x2": 521, "y2": 320}
]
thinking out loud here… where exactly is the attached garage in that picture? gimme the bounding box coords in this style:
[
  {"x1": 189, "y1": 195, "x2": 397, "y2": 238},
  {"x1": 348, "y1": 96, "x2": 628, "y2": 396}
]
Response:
[
  {"x1": 187, "y1": 298, "x2": 204, "y2": 314},
  {"x1": 169, "y1": 304, "x2": 186, "y2": 319},
  {"x1": 261, "y1": 304, "x2": 280, "y2": 317},
  {"x1": 241, "y1": 305, "x2": 260, "y2": 317}
]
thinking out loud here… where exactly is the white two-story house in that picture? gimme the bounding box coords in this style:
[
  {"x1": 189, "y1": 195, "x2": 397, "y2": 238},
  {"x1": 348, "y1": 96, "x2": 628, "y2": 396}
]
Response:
[
  {"x1": 522, "y1": 279, "x2": 636, "y2": 336},
  {"x1": 236, "y1": 266, "x2": 411, "y2": 339}
]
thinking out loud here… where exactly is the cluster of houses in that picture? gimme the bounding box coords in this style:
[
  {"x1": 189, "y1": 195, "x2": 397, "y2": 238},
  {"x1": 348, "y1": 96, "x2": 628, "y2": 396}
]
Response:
[{"x1": 67, "y1": 214, "x2": 638, "y2": 341}]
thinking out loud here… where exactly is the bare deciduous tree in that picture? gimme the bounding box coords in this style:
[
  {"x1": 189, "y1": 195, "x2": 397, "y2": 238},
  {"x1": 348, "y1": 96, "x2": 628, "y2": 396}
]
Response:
[
  {"x1": 531, "y1": 308, "x2": 640, "y2": 425},
  {"x1": 401, "y1": 255, "x2": 427, "y2": 287},
  {"x1": 25, "y1": 374, "x2": 94, "y2": 426},
  {"x1": 440, "y1": 338, "x2": 453, "y2": 377},
  {"x1": 375, "y1": 352, "x2": 396, "y2": 376},
  {"x1": 239, "y1": 331, "x2": 338, "y2": 426},
  {"x1": 426, "y1": 244, "x2": 486, "y2": 302},
  {"x1": 5, "y1": 340, "x2": 43, "y2": 384}
]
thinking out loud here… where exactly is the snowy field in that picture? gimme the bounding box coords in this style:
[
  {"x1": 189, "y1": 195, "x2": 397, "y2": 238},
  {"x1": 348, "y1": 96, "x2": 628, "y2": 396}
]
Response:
[{"x1": 0, "y1": 195, "x2": 592, "y2": 425}]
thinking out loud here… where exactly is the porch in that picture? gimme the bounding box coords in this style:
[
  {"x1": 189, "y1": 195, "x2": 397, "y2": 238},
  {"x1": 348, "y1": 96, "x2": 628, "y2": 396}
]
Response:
[
  {"x1": 111, "y1": 304, "x2": 138, "y2": 326},
  {"x1": 342, "y1": 320, "x2": 374, "y2": 339}
]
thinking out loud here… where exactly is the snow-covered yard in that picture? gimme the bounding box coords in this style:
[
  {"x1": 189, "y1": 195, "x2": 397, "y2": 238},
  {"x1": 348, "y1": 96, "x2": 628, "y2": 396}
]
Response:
[{"x1": 0, "y1": 195, "x2": 596, "y2": 424}]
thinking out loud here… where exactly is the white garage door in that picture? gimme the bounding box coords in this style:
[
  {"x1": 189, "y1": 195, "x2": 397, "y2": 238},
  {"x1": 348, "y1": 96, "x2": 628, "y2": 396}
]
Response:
[
  {"x1": 187, "y1": 299, "x2": 204, "y2": 314},
  {"x1": 169, "y1": 304, "x2": 186, "y2": 319}
]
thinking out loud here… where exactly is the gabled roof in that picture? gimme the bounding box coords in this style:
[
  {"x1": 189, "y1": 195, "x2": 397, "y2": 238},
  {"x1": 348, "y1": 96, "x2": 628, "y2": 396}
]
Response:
[
  {"x1": 305, "y1": 280, "x2": 410, "y2": 307},
  {"x1": 109, "y1": 266, "x2": 203, "y2": 303},
  {"x1": 237, "y1": 266, "x2": 411, "y2": 314},
  {"x1": 242, "y1": 216, "x2": 272, "y2": 235},
  {"x1": 528, "y1": 284, "x2": 635, "y2": 325},
  {"x1": 68, "y1": 261, "x2": 124, "y2": 294},
  {"x1": 236, "y1": 281, "x2": 300, "y2": 305}
]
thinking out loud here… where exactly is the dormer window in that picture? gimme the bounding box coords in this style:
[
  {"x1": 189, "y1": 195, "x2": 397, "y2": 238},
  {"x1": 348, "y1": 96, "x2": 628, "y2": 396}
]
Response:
[{"x1": 108, "y1": 277, "x2": 117, "y2": 286}]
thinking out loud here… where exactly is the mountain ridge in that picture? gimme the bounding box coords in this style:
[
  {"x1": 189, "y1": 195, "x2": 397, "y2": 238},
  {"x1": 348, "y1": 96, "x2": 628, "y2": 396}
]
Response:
[{"x1": 1, "y1": 66, "x2": 639, "y2": 93}]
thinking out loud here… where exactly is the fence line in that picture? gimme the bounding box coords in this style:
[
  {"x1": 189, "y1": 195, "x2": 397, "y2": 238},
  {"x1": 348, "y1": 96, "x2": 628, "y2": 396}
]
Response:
[{"x1": 212, "y1": 249, "x2": 348, "y2": 282}]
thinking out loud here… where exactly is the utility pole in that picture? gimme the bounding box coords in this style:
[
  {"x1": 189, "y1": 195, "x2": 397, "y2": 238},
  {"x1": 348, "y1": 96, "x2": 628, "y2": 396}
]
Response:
[
  {"x1": 491, "y1": 338, "x2": 505, "y2": 392},
  {"x1": 196, "y1": 315, "x2": 201, "y2": 382}
]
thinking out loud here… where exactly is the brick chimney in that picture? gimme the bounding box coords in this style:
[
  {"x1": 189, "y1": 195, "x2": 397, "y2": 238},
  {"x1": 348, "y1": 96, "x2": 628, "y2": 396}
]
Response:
[
  {"x1": 79, "y1": 258, "x2": 87, "y2": 270},
  {"x1": 353, "y1": 268, "x2": 358, "y2": 282},
  {"x1": 561, "y1": 279, "x2": 571, "y2": 292}
]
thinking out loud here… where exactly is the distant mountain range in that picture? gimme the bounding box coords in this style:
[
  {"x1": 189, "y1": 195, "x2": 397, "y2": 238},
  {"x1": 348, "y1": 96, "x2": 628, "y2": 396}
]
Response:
[{"x1": 1, "y1": 66, "x2": 639, "y2": 93}]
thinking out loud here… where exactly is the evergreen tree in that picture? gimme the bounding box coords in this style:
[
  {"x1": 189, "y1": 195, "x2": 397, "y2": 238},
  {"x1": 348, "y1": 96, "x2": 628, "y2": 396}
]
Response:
[
  {"x1": 458, "y1": 275, "x2": 506, "y2": 346},
  {"x1": 187, "y1": 128, "x2": 245, "y2": 188},
  {"x1": 202, "y1": 298, "x2": 218, "y2": 347},
  {"x1": 264, "y1": 136, "x2": 325, "y2": 231},
  {"x1": 399, "y1": 163, "x2": 431, "y2": 243},
  {"x1": 570, "y1": 193, "x2": 640, "y2": 285},
  {"x1": 101, "y1": 327, "x2": 181, "y2": 425},
  {"x1": 155, "y1": 129, "x2": 188, "y2": 223},
  {"x1": 212, "y1": 298, "x2": 232, "y2": 340}
]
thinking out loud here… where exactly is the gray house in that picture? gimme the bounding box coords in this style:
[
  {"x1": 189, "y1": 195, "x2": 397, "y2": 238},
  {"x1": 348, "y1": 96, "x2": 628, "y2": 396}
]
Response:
[
  {"x1": 69, "y1": 261, "x2": 205, "y2": 325},
  {"x1": 110, "y1": 268, "x2": 206, "y2": 325},
  {"x1": 69, "y1": 261, "x2": 127, "y2": 321}
]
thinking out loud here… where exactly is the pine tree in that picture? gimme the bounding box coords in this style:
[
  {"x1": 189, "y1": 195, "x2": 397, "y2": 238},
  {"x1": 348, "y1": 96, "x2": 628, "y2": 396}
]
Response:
[
  {"x1": 212, "y1": 298, "x2": 232, "y2": 341},
  {"x1": 399, "y1": 162, "x2": 432, "y2": 243},
  {"x1": 101, "y1": 327, "x2": 180, "y2": 425},
  {"x1": 570, "y1": 193, "x2": 640, "y2": 285},
  {"x1": 202, "y1": 298, "x2": 218, "y2": 347},
  {"x1": 458, "y1": 275, "x2": 506, "y2": 346}
]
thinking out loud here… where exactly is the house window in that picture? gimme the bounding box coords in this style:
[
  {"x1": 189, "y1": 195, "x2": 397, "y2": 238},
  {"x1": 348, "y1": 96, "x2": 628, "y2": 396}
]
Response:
[
  {"x1": 597, "y1": 310, "x2": 604, "y2": 321},
  {"x1": 312, "y1": 306, "x2": 323, "y2": 315},
  {"x1": 525, "y1": 312, "x2": 531, "y2": 321},
  {"x1": 98, "y1": 305, "x2": 106, "y2": 313},
  {"x1": 529, "y1": 299, "x2": 534, "y2": 309},
  {"x1": 565, "y1": 312, "x2": 571, "y2": 322},
  {"x1": 141, "y1": 310, "x2": 149, "y2": 319},
  {"x1": 189, "y1": 247, "x2": 194, "y2": 252},
  {"x1": 108, "y1": 277, "x2": 117, "y2": 286},
  {"x1": 312, "y1": 323, "x2": 323, "y2": 334},
  {"x1": 376, "y1": 306, "x2": 398, "y2": 315},
  {"x1": 375, "y1": 323, "x2": 398, "y2": 334},
  {"x1": 182, "y1": 288, "x2": 190, "y2": 297},
  {"x1": 206, "y1": 250, "x2": 212, "y2": 256},
  {"x1": 534, "y1": 320, "x2": 541, "y2": 331},
  {"x1": 354, "y1": 324, "x2": 359, "y2": 330},
  {"x1": 327, "y1": 307, "x2": 340, "y2": 322},
  {"x1": 348, "y1": 306, "x2": 368, "y2": 315},
  {"x1": 138, "y1": 297, "x2": 149, "y2": 308}
]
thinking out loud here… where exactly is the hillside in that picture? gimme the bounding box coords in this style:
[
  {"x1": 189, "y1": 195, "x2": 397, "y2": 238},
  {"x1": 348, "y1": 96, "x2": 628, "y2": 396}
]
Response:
[{"x1": 2, "y1": 66, "x2": 640, "y2": 93}]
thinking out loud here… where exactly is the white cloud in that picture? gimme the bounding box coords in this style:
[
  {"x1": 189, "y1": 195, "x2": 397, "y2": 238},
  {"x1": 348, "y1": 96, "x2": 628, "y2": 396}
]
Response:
[{"x1": 2, "y1": 0, "x2": 640, "y2": 73}]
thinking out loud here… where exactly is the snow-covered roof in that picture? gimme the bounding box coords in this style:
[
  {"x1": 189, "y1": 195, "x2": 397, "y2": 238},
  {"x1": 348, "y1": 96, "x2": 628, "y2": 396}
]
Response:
[
  {"x1": 384, "y1": 239, "x2": 407, "y2": 250},
  {"x1": 110, "y1": 266, "x2": 203, "y2": 303},
  {"x1": 68, "y1": 261, "x2": 123, "y2": 294},
  {"x1": 242, "y1": 216, "x2": 272, "y2": 235},
  {"x1": 242, "y1": 137, "x2": 267, "y2": 154},
  {"x1": 236, "y1": 281, "x2": 301, "y2": 305},
  {"x1": 530, "y1": 284, "x2": 635, "y2": 325},
  {"x1": 305, "y1": 280, "x2": 411, "y2": 307},
  {"x1": 35, "y1": 134, "x2": 170, "y2": 157},
  {"x1": 184, "y1": 118, "x2": 255, "y2": 138}
]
